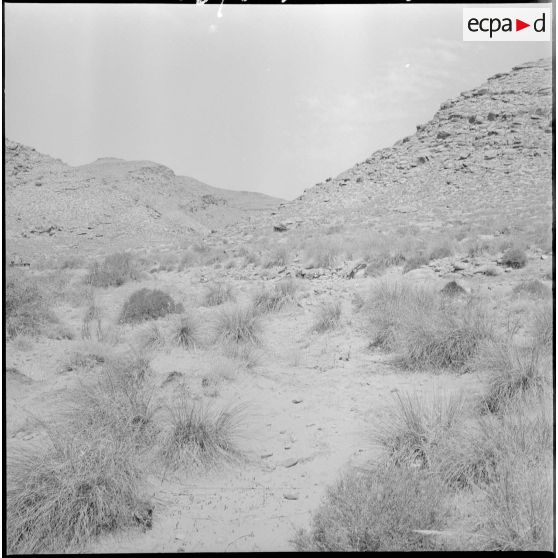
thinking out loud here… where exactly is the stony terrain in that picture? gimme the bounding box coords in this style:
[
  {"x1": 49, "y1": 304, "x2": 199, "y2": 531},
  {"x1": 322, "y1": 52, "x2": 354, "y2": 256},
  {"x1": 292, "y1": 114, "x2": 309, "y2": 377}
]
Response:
[
  {"x1": 5, "y1": 58, "x2": 554, "y2": 553},
  {"x1": 5, "y1": 141, "x2": 281, "y2": 263}
]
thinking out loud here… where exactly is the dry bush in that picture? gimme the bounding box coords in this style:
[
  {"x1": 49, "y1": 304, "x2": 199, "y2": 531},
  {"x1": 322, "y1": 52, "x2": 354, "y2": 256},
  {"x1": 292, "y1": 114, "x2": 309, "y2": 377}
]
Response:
[
  {"x1": 501, "y1": 247, "x2": 527, "y2": 269},
  {"x1": 402, "y1": 253, "x2": 430, "y2": 274},
  {"x1": 7, "y1": 434, "x2": 149, "y2": 554},
  {"x1": 221, "y1": 340, "x2": 261, "y2": 369},
  {"x1": 172, "y1": 314, "x2": 200, "y2": 349},
  {"x1": 512, "y1": 279, "x2": 551, "y2": 299},
  {"x1": 531, "y1": 304, "x2": 553, "y2": 350},
  {"x1": 264, "y1": 244, "x2": 290, "y2": 268},
  {"x1": 373, "y1": 391, "x2": 466, "y2": 470},
  {"x1": 366, "y1": 281, "x2": 493, "y2": 371},
  {"x1": 475, "y1": 339, "x2": 551, "y2": 414},
  {"x1": 312, "y1": 301, "x2": 342, "y2": 333},
  {"x1": 6, "y1": 268, "x2": 58, "y2": 338},
  {"x1": 85, "y1": 252, "x2": 142, "y2": 288},
  {"x1": 303, "y1": 237, "x2": 342, "y2": 268},
  {"x1": 203, "y1": 282, "x2": 235, "y2": 307},
  {"x1": 120, "y1": 289, "x2": 183, "y2": 324},
  {"x1": 293, "y1": 464, "x2": 448, "y2": 551},
  {"x1": 159, "y1": 392, "x2": 246, "y2": 471},
  {"x1": 252, "y1": 278, "x2": 298, "y2": 314},
  {"x1": 214, "y1": 303, "x2": 261, "y2": 345}
]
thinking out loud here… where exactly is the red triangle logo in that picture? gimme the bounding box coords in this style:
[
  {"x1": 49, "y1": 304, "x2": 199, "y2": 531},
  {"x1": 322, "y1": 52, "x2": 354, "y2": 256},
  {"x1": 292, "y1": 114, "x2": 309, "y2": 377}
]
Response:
[{"x1": 516, "y1": 19, "x2": 530, "y2": 31}]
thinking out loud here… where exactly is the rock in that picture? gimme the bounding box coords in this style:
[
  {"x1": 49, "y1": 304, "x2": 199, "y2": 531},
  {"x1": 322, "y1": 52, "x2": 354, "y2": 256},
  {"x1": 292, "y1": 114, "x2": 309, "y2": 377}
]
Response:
[
  {"x1": 292, "y1": 398, "x2": 303, "y2": 404},
  {"x1": 452, "y1": 262, "x2": 467, "y2": 271},
  {"x1": 273, "y1": 223, "x2": 288, "y2": 232},
  {"x1": 261, "y1": 453, "x2": 273, "y2": 459},
  {"x1": 283, "y1": 458, "x2": 299, "y2": 468},
  {"x1": 283, "y1": 493, "x2": 299, "y2": 500},
  {"x1": 437, "y1": 130, "x2": 451, "y2": 140}
]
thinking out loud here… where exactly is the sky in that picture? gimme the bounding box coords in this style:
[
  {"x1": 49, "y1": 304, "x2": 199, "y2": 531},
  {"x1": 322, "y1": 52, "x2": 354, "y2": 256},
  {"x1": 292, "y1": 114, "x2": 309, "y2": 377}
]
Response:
[{"x1": 5, "y1": 3, "x2": 552, "y2": 200}]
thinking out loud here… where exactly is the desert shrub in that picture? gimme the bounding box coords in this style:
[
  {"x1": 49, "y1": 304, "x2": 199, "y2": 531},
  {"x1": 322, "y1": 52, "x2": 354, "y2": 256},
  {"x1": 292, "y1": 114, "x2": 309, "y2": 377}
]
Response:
[
  {"x1": 264, "y1": 245, "x2": 290, "y2": 267},
  {"x1": 85, "y1": 252, "x2": 142, "y2": 288},
  {"x1": 303, "y1": 238, "x2": 342, "y2": 268},
  {"x1": 6, "y1": 269, "x2": 57, "y2": 338},
  {"x1": 159, "y1": 393, "x2": 246, "y2": 471},
  {"x1": 203, "y1": 282, "x2": 235, "y2": 306},
  {"x1": 366, "y1": 281, "x2": 492, "y2": 370},
  {"x1": 501, "y1": 247, "x2": 527, "y2": 269},
  {"x1": 440, "y1": 280, "x2": 466, "y2": 298},
  {"x1": 119, "y1": 289, "x2": 183, "y2": 324},
  {"x1": 252, "y1": 279, "x2": 298, "y2": 314},
  {"x1": 172, "y1": 314, "x2": 199, "y2": 349},
  {"x1": 402, "y1": 253, "x2": 430, "y2": 274},
  {"x1": 476, "y1": 339, "x2": 551, "y2": 414},
  {"x1": 531, "y1": 304, "x2": 553, "y2": 350},
  {"x1": 312, "y1": 301, "x2": 342, "y2": 333},
  {"x1": 294, "y1": 464, "x2": 448, "y2": 551},
  {"x1": 59, "y1": 255, "x2": 84, "y2": 269},
  {"x1": 7, "y1": 433, "x2": 149, "y2": 554},
  {"x1": 214, "y1": 303, "x2": 261, "y2": 345},
  {"x1": 512, "y1": 279, "x2": 551, "y2": 298},
  {"x1": 137, "y1": 322, "x2": 166, "y2": 351},
  {"x1": 373, "y1": 391, "x2": 466, "y2": 469}
]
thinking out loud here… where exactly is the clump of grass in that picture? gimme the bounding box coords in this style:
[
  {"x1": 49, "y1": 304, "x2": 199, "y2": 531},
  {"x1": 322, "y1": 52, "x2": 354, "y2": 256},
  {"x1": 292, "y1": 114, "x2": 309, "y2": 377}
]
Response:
[
  {"x1": 428, "y1": 239, "x2": 455, "y2": 260},
  {"x1": 6, "y1": 268, "x2": 58, "y2": 338},
  {"x1": 137, "y1": 322, "x2": 166, "y2": 351},
  {"x1": 85, "y1": 252, "x2": 142, "y2": 288},
  {"x1": 512, "y1": 279, "x2": 551, "y2": 298},
  {"x1": 59, "y1": 255, "x2": 84, "y2": 269},
  {"x1": 366, "y1": 281, "x2": 493, "y2": 370},
  {"x1": 293, "y1": 464, "x2": 447, "y2": 551},
  {"x1": 373, "y1": 391, "x2": 466, "y2": 469},
  {"x1": 203, "y1": 282, "x2": 235, "y2": 307},
  {"x1": 264, "y1": 245, "x2": 290, "y2": 267},
  {"x1": 172, "y1": 314, "x2": 199, "y2": 349},
  {"x1": 81, "y1": 301, "x2": 103, "y2": 341},
  {"x1": 214, "y1": 303, "x2": 261, "y2": 345},
  {"x1": 501, "y1": 247, "x2": 527, "y2": 269},
  {"x1": 476, "y1": 339, "x2": 551, "y2": 414},
  {"x1": 303, "y1": 238, "x2": 342, "y2": 268},
  {"x1": 402, "y1": 253, "x2": 430, "y2": 274},
  {"x1": 7, "y1": 434, "x2": 149, "y2": 554},
  {"x1": 252, "y1": 279, "x2": 298, "y2": 314},
  {"x1": 159, "y1": 393, "x2": 246, "y2": 471},
  {"x1": 312, "y1": 301, "x2": 342, "y2": 333},
  {"x1": 221, "y1": 340, "x2": 261, "y2": 369},
  {"x1": 120, "y1": 289, "x2": 183, "y2": 324},
  {"x1": 531, "y1": 304, "x2": 552, "y2": 350}
]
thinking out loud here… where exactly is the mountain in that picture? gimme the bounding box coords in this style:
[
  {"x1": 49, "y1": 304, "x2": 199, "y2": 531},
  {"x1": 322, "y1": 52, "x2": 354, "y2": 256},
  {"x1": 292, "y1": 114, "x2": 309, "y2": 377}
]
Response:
[
  {"x1": 4, "y1": 140, "x2": 281, "y2": 259},
  {"x1": 230, "y1": 58, "x2": 552, "y2": 239}
]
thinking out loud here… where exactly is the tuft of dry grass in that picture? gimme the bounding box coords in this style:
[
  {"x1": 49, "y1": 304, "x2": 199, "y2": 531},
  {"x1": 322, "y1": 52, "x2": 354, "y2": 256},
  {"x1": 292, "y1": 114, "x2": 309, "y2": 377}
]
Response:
[
  {"x1": 366, "y1": 281, "x2": 493, "y2": 371},
  {"x1": 172, "y1": 314, "x2": 200, "y2": 349},
  {"x1": 159, "y1": 393, "x2": 246, "y2": 471},
  {"x1": 7, "y1": 434, "x2": 149, "y2": 554},
  {"x1": 252, "y1": 278, "x2": 298, "y2": 314},
  {"x1": 214, "y1": 303, "x2": 261, "y2": 345},
  {"x1": 6, "y1": 268, "x2": 58, "y2": 338},
  {"x1": 293, "y1": 464, "x2": 448, "y2": 552},
  {"x1": 475, "y1": 338, "x2": 551, "y2": 414},
  {"x1": 85, "y1": 252, "x2": 142, "y2": 288},
  {"x1": 203, "y1": 282, "x2": 235, "y2": 307},
  {"x1": 531, "y1": 304, "x2": 553, "y2": 350},
  {"x1": 312, "y1": 301, "x2": 342, "y2": 333}
]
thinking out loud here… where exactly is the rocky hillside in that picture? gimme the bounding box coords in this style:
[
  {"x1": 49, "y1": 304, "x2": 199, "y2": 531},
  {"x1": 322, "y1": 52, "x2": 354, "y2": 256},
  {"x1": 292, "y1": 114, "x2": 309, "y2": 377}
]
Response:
[
  {"x1": 5, "y1": 141, "x2": 281, "y2": 260},
  {"x1": 230, "y1": 58, "x2": 552, "y2": 239}
]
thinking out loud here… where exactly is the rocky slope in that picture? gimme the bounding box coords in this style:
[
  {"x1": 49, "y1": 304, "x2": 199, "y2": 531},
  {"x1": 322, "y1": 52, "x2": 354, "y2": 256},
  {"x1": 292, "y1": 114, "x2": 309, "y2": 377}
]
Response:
[
  {"x1": 5, "y1": 141, "x2": 281, "y2": 260},
  {"x1": 229, "y1": 58, "x2": 552, "y2": 238}
]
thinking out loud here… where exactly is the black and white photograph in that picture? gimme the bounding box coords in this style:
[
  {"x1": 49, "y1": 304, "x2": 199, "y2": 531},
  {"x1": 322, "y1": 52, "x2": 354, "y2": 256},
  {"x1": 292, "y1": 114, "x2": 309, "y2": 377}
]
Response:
[{"x1": 4, "y1": 1, "x2": 554, "y2": 553}]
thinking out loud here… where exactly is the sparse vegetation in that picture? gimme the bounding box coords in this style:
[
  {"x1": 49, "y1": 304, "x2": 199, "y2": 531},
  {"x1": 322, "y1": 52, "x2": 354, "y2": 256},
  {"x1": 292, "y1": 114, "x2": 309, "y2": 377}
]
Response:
[
  {"x1": 252, "y1": 279, "x2": 298, "y2": 314},
  {"x1": 501, "y1": 247, "x2": 528, "y2": 269},
  {"x1": 86, "y1": 252, "x2": 142, "y2": 288},
  {"x1": 6, "y1": 268, "x2": 58, "y2": 338},
  {"x1": 402, "y1": 253, "x2": 430, "y2": 273},
  {"x1": 204, "y1": 282, "x2": 235, "y2": 306},
  {"x1": 214, "y1": 303, "x2": 261, "y2": 345},
  {"x1": 303, "y1": 238, "x2": 341, "y2": 268},
  {"x1": 512, "y1": 279, "x2": 551, "y2": 298},
  {"x1": 294, "y1": 464, "x2": 448, "y2": 551},
  {"x1": 120, "y1": 289, "x2": 183, "y2": 324},
  {"x1": 172, "y1": 314, "x2": 199, "y2": 349},
  {"x1": 159, "y1": 393, "x2": 245, "y2": 470},
  {"x1": 312, "y1": 301, "x2": 342, "y2": 332}
]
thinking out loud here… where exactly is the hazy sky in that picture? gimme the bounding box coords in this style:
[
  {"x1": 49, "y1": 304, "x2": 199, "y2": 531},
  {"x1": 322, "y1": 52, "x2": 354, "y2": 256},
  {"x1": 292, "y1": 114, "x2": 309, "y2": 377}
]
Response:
[{"x1": 5, "y1": 3, "x2": 552, "y2": 200}]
